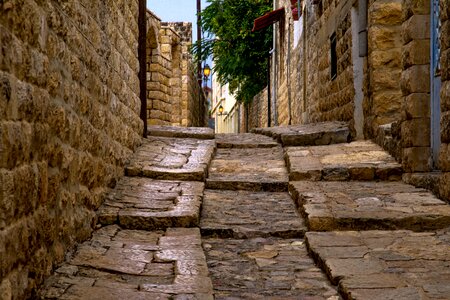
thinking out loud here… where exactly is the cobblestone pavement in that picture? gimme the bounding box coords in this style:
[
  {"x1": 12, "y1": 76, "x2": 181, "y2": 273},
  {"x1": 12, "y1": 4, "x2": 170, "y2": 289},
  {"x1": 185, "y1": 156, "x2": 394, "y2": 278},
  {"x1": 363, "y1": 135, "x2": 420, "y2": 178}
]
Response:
[
  {"x1": 203, "y1": 237, "x2": 340, "y2": 299},
  {"x1": 252, "y1": 121, "x2": 350, "y2": 146},
  {"x1": 39, "y1": 226, "x2": 213, "y2": 299},
  {"x1": 200, "y1": 190, "x2": 306, "y2": 238},
  {"x1": 148, "y1": 125, "x2": 215, "y2": 140},
  {"x1": 97, "y1": 177, "x2": 204, "y2": 230},
  {"x1": 126, "y1": 136, "x2": 215, "y2": 181},
  {"x1": 290, "y1": 181, "x2": 450, "y2": 231},
  {"x1": 215, "y1": 133, "x2": 279, "y2": 148},
  {"x1": 38, "y1": 125, "x2": 450, "y2": 299},
  {"x1": 306, "y1": 229, "x2": 450, "y2": 300},
  {"x1": 207, "y1": 147, "x2": 289, "y2": 192},
  {"x1": 286, "y1": 140, "x2": 403, "y2": 181}
]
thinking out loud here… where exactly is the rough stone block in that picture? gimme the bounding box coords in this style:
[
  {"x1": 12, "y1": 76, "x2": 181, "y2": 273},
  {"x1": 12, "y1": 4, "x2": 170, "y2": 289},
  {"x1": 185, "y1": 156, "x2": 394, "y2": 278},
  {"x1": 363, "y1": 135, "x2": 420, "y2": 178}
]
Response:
[
  {"x1": 402, "y1": 15, "x2": 430, "y2": 44},
  {"x1": 402, "y1": 0, "x2": 431, "y2": 21},
  {"x1": 405, "y1": 93, "x2": 430, "y2": 118},
  {"x1": 370, "y1": 48, "x2": 401, "y2": 68},
  {"x1": 370, "y1": 1, "x2": 402, "y2": 26},
  {"x1": 402, "y1": 40, "x2": 430, "y2": 68},
  {"x1": 402, "y1": 147, "x2": 432, "y2": 172},
  {"x1": 401, "y1": 118, "x2": 431, "y2": 147},
  {"x1": 441, "y1": 111, "x2": 450, "y2": 143},
  {"x1": 401, "y1": 65, "x2": 430, "y2": 94},
  {"x1": 371, "y1": 68, "x2": 402, "y2": 91},
  {"x1": 368, "y1": 26, "x2": 402, "y2": 50}
]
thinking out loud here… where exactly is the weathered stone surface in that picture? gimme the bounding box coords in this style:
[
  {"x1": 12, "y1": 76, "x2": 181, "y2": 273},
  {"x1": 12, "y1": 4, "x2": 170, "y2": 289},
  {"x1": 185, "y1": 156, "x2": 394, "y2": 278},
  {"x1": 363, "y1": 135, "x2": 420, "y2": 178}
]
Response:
[
  {"x1": 203, "y1": 237, "x2": 340, "y2": 299},
  {"x1": 148, "y1": 125, "x2": 215, "y2": 139},
  {"x1": 306, "y1": 229, "x2": 450, "y2": 300},
  {"x1": 97, "y1": 177, "x2": 204, "y2": 230},
  {"x1": 207, "y1": 147, "x2": 289, "y2": 192},
  {"x1": 215, "y1": 133, "x2": 278, "y2": 148},
  {"x1": 252, "y1": 121, "x2": 350, "y2": 147},
  {"x1": 126, "y1": 136, "x2": 215, "y2": 181},
  {"x1": 286, "y1": 141, "x2": 403, "y2": 181},
  {"x1": 200, "y1": 190, "x2": 306, "y2": 238},
  {"x1": 39, "y1": 226, "x2": 213, "y2": 299},
  {"x1": 290, "y1": 181, "x2": 450, "y2": 231}
]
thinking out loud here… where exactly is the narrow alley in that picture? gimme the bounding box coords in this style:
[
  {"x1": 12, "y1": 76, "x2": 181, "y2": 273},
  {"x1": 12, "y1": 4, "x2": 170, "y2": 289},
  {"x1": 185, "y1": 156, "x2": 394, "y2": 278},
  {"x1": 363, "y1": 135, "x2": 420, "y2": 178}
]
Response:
[{"x1": 38, "y1": 124, "x2": 450, "y2": 299}]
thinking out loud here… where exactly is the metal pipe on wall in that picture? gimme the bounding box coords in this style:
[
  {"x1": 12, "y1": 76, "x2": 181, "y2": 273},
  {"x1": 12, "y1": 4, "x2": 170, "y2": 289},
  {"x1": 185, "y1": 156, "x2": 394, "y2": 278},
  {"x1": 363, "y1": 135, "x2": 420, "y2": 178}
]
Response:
[
  {"x1": 138, "y1": 0, "x2": 147, "y2": 137},
  {"x1": 358, "y1": 0, "x2": 368, "y2": 57}
]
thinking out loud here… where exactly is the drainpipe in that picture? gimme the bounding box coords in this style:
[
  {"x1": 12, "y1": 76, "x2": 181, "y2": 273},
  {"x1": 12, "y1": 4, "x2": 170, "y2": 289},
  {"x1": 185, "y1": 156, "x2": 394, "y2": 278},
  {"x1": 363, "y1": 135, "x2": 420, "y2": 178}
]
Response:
[
  {"x1": 272, "y1": 0, "x2": 278, "y2": 126},
  {"x1": 358, "y1": 0, "x2": 368, "y2": 57},
  {"x1": 138, "y1": 0, "x2": 147, "y2": 137},
  {"x1": 288, "y1": 22, "x2": 292, "y2": 125},
  {"x1": 268, "y1": 51, "x2": 272, "y2": 127}
]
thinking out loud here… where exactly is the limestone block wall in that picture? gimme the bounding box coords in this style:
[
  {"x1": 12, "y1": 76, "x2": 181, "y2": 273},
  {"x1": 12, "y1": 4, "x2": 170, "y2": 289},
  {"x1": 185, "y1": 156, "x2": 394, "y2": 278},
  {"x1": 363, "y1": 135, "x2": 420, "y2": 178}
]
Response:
[
  {"x1": 365, "y1": 0, "x2": 403, "y2": 137},
  {"x1": 439, "y1": 0, "x2": 450, "y2": 199},
  {"x1": 400, "y1": 0, "x2": 432, "y2": 172},
  {"x1": 0, "y1": 0, "x2": 142, "y2": 298},
  {"x1": 248, "y1": 88, "x2": 269, "y2": 129}
]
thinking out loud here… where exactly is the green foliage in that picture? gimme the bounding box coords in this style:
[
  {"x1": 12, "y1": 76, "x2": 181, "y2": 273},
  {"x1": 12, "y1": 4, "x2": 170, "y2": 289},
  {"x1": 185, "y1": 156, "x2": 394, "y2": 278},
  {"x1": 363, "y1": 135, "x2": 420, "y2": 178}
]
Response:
[{"x1": 193, "y1": 0, "x2": 273, "y2": 103}]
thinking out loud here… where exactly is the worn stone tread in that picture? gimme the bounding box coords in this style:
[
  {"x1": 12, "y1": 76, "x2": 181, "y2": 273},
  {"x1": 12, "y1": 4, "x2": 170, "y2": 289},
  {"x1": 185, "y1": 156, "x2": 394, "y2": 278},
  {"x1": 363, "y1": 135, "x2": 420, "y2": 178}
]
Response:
[
  {"x1": 97, "y1": 177, "x2": 204, "y2": 230},
  {"x1": 286, "y1": 140, "x2": 403, "y2": 181},
  {"x1": 148, "y1": 125, "x2": 215, "y2": 140},
  {"x1": 200, "y1": 190, "x2": 306, "y2": 238},
  {"x1": 203, "y1": 237, "x2": 340, "y2": 299},
  {"x1": 207, "y1": 147, "x2": 289, "y2": 192},
  {"x1": 125, "y1": 136, "x2": 215, "y2": 181},
  {"x1": 306, "y1": 229, "x2": 450, "y2": 300},
  {"x1": 252, "y1": 121, "x2": 350, "y2": 146},
  {"x1": 215, "y1": 133, "x2": 279, "y2": 148},
  {"x1": 39, "y1": 226, "x2": 213, "y2": 299},
  {"x1": 290, "y1": 181, "x2": 450, "y2": 231}
]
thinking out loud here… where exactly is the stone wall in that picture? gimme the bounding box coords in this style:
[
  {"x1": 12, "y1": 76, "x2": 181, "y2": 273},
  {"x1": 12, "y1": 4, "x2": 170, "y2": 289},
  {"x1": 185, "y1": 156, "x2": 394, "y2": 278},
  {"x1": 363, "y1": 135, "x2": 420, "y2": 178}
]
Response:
[
  {"x1": 248, "y1": 88, "x2": 269, "y2": 129},
  {"x1": 365, "y1": 0, "x2": 403, "y2": 137},
  {"x1": 400, "y1": 0, "x2": 431, "y2": 172},
  {"x1": 146, "y1": 16, "x2": 204, "y2": 127},
  {"x1": 439, "y1": 0, "x2": 450, "y2": 199},
  {"x1": 0, "y1": 0, "x2": 142, "y2": 298}
]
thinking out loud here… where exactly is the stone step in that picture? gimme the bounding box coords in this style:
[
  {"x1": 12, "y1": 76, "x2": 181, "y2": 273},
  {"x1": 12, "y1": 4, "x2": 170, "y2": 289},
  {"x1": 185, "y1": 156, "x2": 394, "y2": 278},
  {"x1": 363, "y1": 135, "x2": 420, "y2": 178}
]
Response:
[
  {"x1": 290, "y1": 181, "x2": 450, "y2": 231},
  {"x1": 97, "y1": 177, "x2": 204, "y2": 230},
  {"x1": 252, "y1": 121, "x2": 350, "y2": 146},
  {"x1": 215, "y1": 133, "x2": 279, "y2": 148},
  {"x1": 200, "y1": 190, "x2": 306, "y2": 238},
  {"x1": 206, "y1": 147, "x2": 289, "y2": 192},
  {"x1": 203, "y1": 237, "x2": 340, "y2": 299},
  {"x1": 125, "y1": 136, "x2": 215, "y2": 181},
  {"x1": 148, "y1": 125, "x2": 215, "y2": 139},
  {"x1": 39, "y1": 226, "x2": 213, "y2": 299},
  {"x1": 286, "y1": 140, "x2": 403, "y2": 181},
  {"x1": 305, "y1": 229, "x2": 450, "y2": 300}
]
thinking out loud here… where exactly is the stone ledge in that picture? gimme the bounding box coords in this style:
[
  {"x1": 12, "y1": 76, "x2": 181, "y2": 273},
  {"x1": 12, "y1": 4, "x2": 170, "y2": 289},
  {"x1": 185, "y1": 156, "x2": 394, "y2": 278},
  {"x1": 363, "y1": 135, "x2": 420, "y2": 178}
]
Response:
[
  {"x1": 252, "y1": 121, "x2": 350, "y2": 147},
  {"x1": 290, "y1": 181, "x2": 450, "y2": 231},
  {"x1": 38, "y1": 226, "x2": 213, "y2": 299},
  {"x1": 306, "y1": 229, "x2": 450, "y2": 300},
  {"x1": 97, "y1": 177, "x2": 204, "y2": 230},
  {"x1": 200, "y1": 190, "x2": 306, "y2": 238},
  {"x1": 215, "y1": 133, "x2": 279, "y2": 148},
  {"x1": 286, "y1": 141, "x2": 403, "y2": 181},
  {"x1": 147, "y1": 125, "x2": 215, "y2": 139},
  {"x1": 126, "y1": 136, "x2": 215, "y2": 181}
]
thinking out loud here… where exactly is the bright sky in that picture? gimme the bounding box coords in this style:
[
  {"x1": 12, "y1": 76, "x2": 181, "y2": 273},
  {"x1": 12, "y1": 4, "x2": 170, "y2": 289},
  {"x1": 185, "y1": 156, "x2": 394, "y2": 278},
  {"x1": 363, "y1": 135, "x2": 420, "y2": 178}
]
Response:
[{"x1": 147, "y1": 0, "x2": 209, "y2": 42}]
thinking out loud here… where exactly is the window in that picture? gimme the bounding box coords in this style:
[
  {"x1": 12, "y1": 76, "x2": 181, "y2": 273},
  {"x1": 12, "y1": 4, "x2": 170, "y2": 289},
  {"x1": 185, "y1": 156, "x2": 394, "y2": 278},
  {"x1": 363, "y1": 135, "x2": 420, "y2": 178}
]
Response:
[{"x1": 330, "y1": 32, "x2": 337, "y2": 80}]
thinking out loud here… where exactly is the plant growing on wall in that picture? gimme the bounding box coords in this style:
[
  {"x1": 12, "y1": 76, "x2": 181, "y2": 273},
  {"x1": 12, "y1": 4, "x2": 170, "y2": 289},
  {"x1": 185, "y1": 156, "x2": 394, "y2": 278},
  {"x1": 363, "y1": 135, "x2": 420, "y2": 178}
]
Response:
[{"x1": 193, "y1": 0, "x2": 273, "y2": 103}]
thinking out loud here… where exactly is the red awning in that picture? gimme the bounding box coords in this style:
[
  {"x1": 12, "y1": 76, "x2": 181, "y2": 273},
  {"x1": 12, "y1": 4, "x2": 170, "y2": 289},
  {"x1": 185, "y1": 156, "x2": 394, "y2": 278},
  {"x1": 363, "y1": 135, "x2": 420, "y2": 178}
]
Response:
[{"x1": 252, "y1": 7, "x2": 285, "y2": 32}]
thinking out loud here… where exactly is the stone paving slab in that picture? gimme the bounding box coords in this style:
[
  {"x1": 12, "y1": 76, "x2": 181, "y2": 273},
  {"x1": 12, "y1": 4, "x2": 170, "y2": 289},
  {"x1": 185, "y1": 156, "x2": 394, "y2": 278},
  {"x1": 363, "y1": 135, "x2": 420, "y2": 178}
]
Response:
[
  {"x1": 148, "y1": 125, "x2": 215, "y2": 139},
  {"x1": 289, "y1": 181, "x2": 450, "y2": 231},
  {"x1": 306, "y1": 229, "x2": 450, "y2": 300},
  {"x1": 215, "y1": 133, "x2": 279, "y2": 148},
  {"x1": 286, "y1": 140, "x2": 403, "y2": 181},
  {"x1": 252, "y1": 121, "x2": 350, "y2": 146},
  {"x1": 206, "y1": 147, "x2": 289, "y2": 192},
  {"x1": 203, "y1": 237, "x2": 340, "y2": 299},
  {"x1": 39, "y1": 226, "x2": 213, "y2": 299},
  {"x1": 200, "y1": 190, "x2": 306, "y2": 238},
  {"x1": 126, "y1": 136, "x2": 215, "y2": 181},
  {"x1": 97, "y1": 177, "x2": 204, "y2": 230}
]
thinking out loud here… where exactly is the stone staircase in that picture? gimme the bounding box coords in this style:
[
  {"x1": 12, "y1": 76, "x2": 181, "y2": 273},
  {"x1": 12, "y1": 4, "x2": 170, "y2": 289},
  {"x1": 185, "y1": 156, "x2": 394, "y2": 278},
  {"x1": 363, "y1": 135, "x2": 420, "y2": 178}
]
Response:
[{"x1": 38, "y1": 123, "x2": 450, "y2": 299}]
